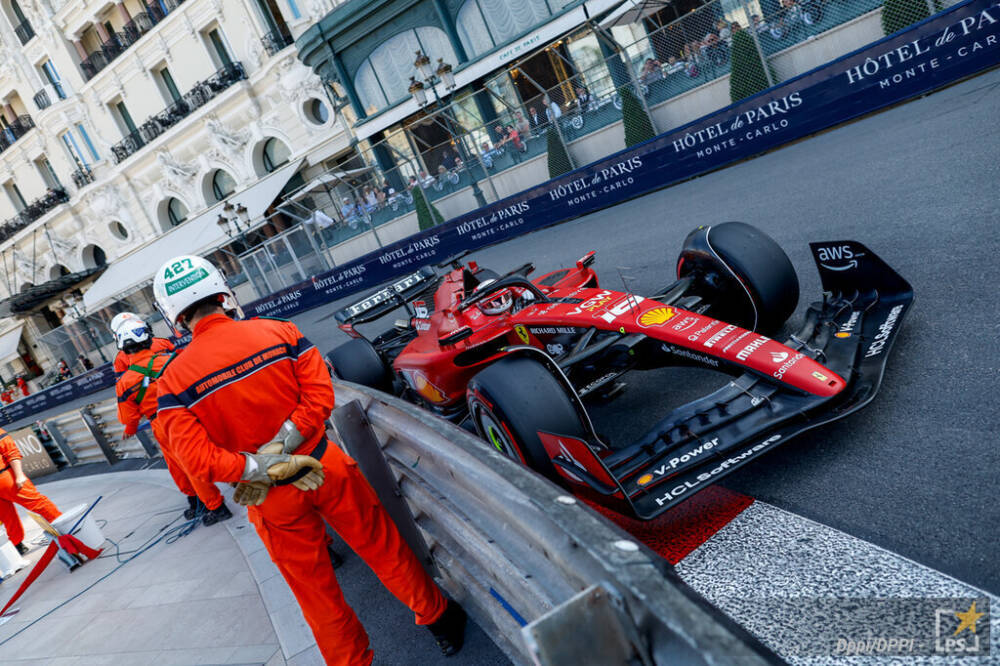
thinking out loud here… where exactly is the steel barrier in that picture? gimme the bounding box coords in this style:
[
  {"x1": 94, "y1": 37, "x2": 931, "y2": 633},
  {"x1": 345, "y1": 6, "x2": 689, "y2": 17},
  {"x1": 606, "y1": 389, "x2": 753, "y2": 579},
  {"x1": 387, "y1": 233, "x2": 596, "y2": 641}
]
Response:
[
  {"x1": 27, "y1": 383, "x2": 782, "y2": 663},
  {"x1": 328, "y1": 379, "x2": 780, "y2": 665}
]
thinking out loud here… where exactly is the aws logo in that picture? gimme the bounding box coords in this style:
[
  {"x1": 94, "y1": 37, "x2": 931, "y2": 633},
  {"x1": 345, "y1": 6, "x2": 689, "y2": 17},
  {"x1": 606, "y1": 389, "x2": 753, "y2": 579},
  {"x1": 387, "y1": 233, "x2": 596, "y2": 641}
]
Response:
[{"x1": 817, "y1": 245, "x2": 865, "y2": 271}]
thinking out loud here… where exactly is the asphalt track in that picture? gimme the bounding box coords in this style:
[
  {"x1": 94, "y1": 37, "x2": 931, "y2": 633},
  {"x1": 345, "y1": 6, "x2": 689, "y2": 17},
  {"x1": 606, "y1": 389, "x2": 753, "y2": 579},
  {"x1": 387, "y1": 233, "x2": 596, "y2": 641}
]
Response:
[
  {"x1": 13, "y1": 63, "x2": 998, "y2": 623},
  {"x1": 296, "y1": 65, "x2": 1000, "y2": 598}
]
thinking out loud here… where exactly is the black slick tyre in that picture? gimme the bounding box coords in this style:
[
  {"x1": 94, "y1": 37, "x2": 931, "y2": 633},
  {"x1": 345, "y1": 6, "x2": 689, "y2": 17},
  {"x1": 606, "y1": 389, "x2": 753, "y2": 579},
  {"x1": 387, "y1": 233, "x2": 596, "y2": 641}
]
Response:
[
  {"x1": 466, "y1": 355, "x2": 589, "y2": 481},
  {"x1": 327, "y1": 338, "x2": 392, "y2": 392},
  {"x1": 678, "y1": 221, "x2": 799, "y2": 334}
]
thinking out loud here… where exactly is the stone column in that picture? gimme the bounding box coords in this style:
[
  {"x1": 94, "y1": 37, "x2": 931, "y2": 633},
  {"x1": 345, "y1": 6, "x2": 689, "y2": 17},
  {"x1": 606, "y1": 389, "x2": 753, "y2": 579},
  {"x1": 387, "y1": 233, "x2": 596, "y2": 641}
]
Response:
[
  {"x1": 95, "y1": 21, "x2": 110, "y2": 43},
  {"x1": 116, "y1": 2, "x2": 131, "y2": 22},
  {"x1": 2, "y1": 104, "x2": 16, "y2": 123},
  {"x1": 73, "y1": 39, "x2": 89, "y2": 60}
]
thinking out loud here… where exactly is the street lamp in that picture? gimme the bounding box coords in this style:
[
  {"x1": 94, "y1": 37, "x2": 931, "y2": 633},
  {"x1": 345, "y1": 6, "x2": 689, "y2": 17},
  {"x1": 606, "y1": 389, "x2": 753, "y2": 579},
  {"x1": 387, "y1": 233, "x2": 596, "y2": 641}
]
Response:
[
  {"x1": 409, "y1": 50, "x2": 487, "y2": 209},
  {"x1": 217, "y1": 201, "x2": 251, "y2": 239}
]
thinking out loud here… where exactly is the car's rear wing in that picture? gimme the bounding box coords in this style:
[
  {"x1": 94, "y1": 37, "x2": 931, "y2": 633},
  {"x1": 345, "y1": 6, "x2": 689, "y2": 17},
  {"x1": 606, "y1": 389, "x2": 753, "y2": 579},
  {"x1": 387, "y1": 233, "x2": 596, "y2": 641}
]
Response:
[{"x1": 334, "y1": 267, "x2": 438, "y2": 329}]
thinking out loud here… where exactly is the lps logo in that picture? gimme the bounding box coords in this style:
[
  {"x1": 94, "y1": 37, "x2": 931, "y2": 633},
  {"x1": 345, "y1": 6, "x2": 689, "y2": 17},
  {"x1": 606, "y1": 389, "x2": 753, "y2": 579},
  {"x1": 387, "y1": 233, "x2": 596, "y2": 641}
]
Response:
[
  {"x1": 934, "y1": 600, "x2": 988, "y2": 655},
  {"x1": 817, "y1": 245, "x2": 865, "y2": 271}
]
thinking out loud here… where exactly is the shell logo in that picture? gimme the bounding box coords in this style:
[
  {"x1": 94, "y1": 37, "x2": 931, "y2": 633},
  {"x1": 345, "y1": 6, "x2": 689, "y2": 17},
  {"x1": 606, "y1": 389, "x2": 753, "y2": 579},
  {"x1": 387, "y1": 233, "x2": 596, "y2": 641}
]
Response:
[
  {"x1": 637, "y1": 473, "x2": 654, "y2": 486},
  {"x1": 637, "y1": 307, "x2": 676, "y2": 328}
]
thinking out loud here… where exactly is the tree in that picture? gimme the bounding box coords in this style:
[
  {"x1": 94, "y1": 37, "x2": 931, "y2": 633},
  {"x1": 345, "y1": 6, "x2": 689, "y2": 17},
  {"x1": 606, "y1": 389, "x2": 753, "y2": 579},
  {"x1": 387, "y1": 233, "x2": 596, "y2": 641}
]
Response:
[
  {"x1": 882, "y1": 0, "x2": 936, "y2": 34},
  {"x1": 413, "y1": 186, "x2": 444, "y2": 231},
  {"x1": 546, "y1": 127, "x2": 573, "y2": 178},
  {"x1": 619, "y1": 86, "x2": 656, "y2": 147},
  {"x1": 729, "y1": 30, "x2": 772, "y2": 103}
]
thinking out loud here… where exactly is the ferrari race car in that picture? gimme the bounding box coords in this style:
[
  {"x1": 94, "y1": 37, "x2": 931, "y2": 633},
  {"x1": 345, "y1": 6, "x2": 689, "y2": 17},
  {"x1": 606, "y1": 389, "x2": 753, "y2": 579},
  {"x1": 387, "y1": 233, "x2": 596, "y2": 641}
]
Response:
[{"x1": 328, "y1": 222, "x2": 913, "y2": 519}]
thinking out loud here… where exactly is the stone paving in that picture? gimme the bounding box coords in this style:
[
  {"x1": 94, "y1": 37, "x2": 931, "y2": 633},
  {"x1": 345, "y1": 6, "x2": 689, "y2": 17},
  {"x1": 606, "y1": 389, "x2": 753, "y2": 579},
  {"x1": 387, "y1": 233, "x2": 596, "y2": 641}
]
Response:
[{"x1": 0, "y1": 471, "x2": 509, "y2": 665}]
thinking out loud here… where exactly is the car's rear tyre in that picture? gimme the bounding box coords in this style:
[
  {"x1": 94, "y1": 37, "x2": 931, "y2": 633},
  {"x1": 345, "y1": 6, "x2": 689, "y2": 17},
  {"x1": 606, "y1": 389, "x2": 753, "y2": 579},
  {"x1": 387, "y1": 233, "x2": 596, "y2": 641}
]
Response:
[
  {"x1": 678, "y1": 221, "x2": 799, "y2": 334},
  {"x1": 327, "y1": 338, "x2": 392, "y2": 392},
  {"x1": 467, "y1": 356, "x2": 589, "y2": 481}
]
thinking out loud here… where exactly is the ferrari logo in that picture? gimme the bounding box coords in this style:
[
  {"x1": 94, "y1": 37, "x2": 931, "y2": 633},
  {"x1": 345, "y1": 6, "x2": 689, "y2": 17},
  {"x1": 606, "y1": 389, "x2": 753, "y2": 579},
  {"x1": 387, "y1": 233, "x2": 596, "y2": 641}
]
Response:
[
  {"x1": 637, "y1": 307, "x2": 676, "y2": 328},
  {"x1": 514, "y1": 325, "x2": 530, "y2": 345}
]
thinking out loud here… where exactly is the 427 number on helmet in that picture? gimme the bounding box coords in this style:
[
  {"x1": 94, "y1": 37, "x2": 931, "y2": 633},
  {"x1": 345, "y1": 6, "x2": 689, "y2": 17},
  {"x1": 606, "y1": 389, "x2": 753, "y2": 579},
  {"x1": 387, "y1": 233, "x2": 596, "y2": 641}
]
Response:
[{"x1": 163, "y1": 258, "x2": 195, "y2": 280}]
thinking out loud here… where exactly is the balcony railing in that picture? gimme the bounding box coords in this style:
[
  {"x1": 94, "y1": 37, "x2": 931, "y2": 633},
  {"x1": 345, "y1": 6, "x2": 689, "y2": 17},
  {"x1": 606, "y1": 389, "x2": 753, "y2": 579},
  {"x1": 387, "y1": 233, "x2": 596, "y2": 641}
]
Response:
[
  {"x1": 72, "y1": 166, "x2": 96, "y2": 189},
  {"x1": 0, "y1": 186, "x2": 69, "y2": 242},
  {"x1": 0, "y1": 115, "x2": 35, "y2": 153},
  {"x1": 21, "y1": 186, "x2": 69, "y2": 223},
  {"x1": 261, "y1": 30, "x2": 294, "y2": 57},
  {"x1": 110, "y1": 62, "x2": 247, "y2": 164},
  {"x1": 14, "y1": 19, "x2": 34, "y2": 45},
  {"x1": 78, "y1": 1, "x2": 189, "y2": 81},
  {"x1": 33, "y1": 82, "x2": 68, "y2": 111},
  {"x1": 33, "y1": 90, "x2": 52, "y2": 110}
]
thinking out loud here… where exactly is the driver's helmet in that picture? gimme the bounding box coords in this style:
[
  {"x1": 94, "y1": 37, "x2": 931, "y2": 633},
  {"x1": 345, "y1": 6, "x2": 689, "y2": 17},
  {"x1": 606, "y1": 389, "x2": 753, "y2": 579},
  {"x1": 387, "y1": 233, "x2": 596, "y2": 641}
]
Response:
[{"x1": 475, "y1": 279, "x2": 513, "y2": 316}]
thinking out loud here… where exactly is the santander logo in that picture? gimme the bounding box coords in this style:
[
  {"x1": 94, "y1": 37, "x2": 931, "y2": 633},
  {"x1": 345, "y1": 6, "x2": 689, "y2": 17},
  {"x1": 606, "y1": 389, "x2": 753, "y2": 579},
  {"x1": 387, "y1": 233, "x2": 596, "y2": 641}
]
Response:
[{"x1": 770, "y1": 351, "x2": 789, "y2": 363}]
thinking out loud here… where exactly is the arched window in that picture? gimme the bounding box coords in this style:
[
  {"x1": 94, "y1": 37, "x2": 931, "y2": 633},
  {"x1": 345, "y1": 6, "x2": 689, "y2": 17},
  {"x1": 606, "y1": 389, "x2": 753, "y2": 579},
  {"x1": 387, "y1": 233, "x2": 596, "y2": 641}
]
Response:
[
  {"x1": 262, "y1": 137, "x2": 292, "y2": 172},
  {"x1": 456, "y1": 0, "x2": 554, "y2": 57},
  {"x1": 50, "y1": 264, "x2": 70, "y2": 280},
  {"x1": 354, "y1": 27, "x2": 457, "y2": 113},
  {"x1": 211, "y1": 169, "x2": 237, "y2": 201},
  {"x1": 82, "y1": 244, "x2": 107, "y2": 269},
  {"x1": 167, "y1": 197, "x2": 188, "y2": 226}
]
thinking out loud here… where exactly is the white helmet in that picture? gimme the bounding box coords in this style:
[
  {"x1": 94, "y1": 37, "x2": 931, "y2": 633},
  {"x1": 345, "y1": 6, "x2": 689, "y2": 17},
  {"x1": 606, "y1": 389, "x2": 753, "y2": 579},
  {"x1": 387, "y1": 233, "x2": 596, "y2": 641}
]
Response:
[
  {"x1": 152, "y1": 255, "x2": 241, "y2": 334},
  {"x1": 114, "y1": 319, "x2": 151, "y2": 351},
  {"x1": 110, "y1": 312, "x2": 139, "y2": 335}
]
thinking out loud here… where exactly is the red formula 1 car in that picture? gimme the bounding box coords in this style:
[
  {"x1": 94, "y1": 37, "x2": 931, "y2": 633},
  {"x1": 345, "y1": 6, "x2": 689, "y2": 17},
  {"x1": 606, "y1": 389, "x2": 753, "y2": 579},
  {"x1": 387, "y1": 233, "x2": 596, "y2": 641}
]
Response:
[{"x1": 328, "y1": 222, "x2": 912, "y2": 519}]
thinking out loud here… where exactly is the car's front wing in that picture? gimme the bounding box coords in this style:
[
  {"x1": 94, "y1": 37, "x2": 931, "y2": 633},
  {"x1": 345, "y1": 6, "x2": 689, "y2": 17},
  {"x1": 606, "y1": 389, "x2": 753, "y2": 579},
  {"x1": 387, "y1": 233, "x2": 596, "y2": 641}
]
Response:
[{"x1": 536, "y1": 240, "x2": 914, "y2": 519}]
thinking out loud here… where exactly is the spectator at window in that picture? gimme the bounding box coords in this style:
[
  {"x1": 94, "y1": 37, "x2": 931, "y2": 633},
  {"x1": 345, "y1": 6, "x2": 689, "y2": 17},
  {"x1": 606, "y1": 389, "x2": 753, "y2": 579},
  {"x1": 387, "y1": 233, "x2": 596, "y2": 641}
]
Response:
[
  {"x1": 640, "y1": 58, "x2": 665, "y2": 84},
  {"x1": 494, "y1": 125, "x2": 510, "y2": 150},
  {"x1": 418, "y1": 170, "x2": 436, "y2": 188},
  {"x1": 505, "y1": 124, "x2": 524, "y2": 152},
  {"x1": 543, "y1": 96, "x2": 562, "y2": 123},
  {"x1": 480, "y1": 141, "x2": 500, "y2": 168},
  {"x1": 453, "y1": 155, "x2": 464, "y2": 171},
  {"x1": 340, "y1": 197, "x2": 361, "y2": 228},
  {"x1": 376, "y1": 187, "x2": 387, "y2": 207},
  {"x1": 716, "y1": 19, "x2": 732, "y2": 42},
  {"x1": 440, "y1": 149, "x2": 457, "y2": 170},
  {"x1": 58, "y1": 359, "x2": 72, "y2": 380},
  {"x1": 77, "y1": 355, "x2": 93, "y2": 372},
  {"x1": 527, "y1": 106, "x2": 545, "y2": 130},
  {"x1": 665, "y1": 56, "x2": 685, "y2": 75},
  {"x1": 574, "y1": 85, "x2": 596, "y2": 112},
  {"x1": 515, "y1": 111, "x2": 531, "y2": 137},
  {"x1": 407, "y1": 175, "x2": 419, "y2": 190},
  {"x1": 362, "y1": 186, "x2": 378, "y2": 213}
]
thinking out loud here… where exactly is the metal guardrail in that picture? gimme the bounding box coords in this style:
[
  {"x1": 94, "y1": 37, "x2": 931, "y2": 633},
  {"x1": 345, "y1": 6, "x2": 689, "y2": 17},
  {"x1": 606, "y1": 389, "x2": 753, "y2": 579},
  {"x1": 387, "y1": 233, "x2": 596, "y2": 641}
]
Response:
[
  {"x1": 27, "y1": 383, "x2": 779, "y2": 663},
  {"x1": 329, "y1": 380, "x2": 780, "y2": 665},
  {"x1": 34, "y1": 395, "x2": 158, "y2": 467}
]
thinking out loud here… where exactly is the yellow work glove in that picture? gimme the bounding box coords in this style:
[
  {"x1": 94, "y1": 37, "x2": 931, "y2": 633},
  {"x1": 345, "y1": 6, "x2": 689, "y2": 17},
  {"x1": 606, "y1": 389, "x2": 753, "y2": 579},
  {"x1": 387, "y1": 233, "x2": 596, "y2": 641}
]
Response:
[
  {"x1": 232, "y1": 480, "x2": 270, "y2": 506},
  {"x1": 240, "y1": 444, "x2": 325, "y2": 492}
]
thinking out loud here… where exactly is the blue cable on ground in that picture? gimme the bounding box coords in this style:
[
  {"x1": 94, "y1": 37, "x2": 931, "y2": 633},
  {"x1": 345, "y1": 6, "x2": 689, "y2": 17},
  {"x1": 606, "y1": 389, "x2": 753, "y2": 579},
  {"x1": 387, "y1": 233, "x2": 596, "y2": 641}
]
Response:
[{"x1": 0, "y1": 506, "x2": 204, "y2": 646}]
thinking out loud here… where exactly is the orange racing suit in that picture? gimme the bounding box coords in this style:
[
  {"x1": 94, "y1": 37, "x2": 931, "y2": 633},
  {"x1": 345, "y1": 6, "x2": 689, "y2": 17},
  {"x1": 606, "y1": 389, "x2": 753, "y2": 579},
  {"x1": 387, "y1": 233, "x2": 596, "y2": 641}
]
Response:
[
  {"x1": 0, "y1": 429, "x2": 60, "y2": 546},
  {"x1": 156, "y1": 314, "x2": 446, "y2": 665},
  {"x1": 114, "y1": 337, "x2": 175, "y2": 378},
  {"x1": 116, "y1": 347, "x2": 222, "y2": 510}
]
